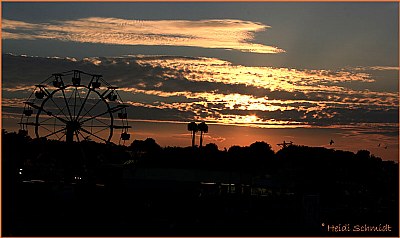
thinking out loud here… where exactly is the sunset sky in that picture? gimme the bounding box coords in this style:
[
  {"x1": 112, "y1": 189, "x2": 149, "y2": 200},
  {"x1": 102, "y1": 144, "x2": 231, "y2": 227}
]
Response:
[{"x1": 2, "y1": 2, "x2": 399, "y2": 161}]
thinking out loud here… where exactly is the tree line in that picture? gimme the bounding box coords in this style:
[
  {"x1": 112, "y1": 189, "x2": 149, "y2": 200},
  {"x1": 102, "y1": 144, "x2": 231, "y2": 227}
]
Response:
[
  {"x1": 2, "y1": 129, "x2": 398, "y2": 236},
  {"x1": 3, "y1": 129, "x2": 397, "y2": 185}
]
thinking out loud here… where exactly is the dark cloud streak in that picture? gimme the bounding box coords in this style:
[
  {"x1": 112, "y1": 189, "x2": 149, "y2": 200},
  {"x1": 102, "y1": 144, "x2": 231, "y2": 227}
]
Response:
[{"x1": 2, "y1": 53, "x2": 398, "y2": 131}]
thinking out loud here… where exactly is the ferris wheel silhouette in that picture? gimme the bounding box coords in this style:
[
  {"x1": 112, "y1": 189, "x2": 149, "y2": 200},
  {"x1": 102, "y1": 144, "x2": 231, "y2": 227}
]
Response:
[{"x1": 20, "y1": 70, "x2": 131, "y2": 144}]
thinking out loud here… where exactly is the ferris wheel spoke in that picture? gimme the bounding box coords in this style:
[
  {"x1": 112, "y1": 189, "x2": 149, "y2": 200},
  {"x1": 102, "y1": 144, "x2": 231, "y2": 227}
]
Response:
[
  {"x1": 77, "y1": 130, "x2": 86, "y2": 140},
  {"x1": 37, "y1": 123, "x2": 66, "y2": 127},
  {"x1": 75, "y1": 89, "x2": 108, "y2": 127},
  {"x1": 73, "y1": 87, "x2": 78, "y2": 119},
  {"x1": 38, "y1": 102, "x2": 69, "y2": 124},
  {"x1": 75, "y1": 88, "x2": 92, "y2": 120},
  {"x1": 42, "y1": 127, "x2": 66, "y2": 139},
  {"x1": 79, "y1": 105, "x2": 126, "y2": 124},
  {"x1": 44, "y1": 110, "x2": 69, "y2": 124},
  {"x1": 51, "y1": 89, "x2": 77, "y2": 121},
  {"x1": 78, "y1": 97, "x2": 102, "y2": 121},
  {"x1": 74, "y1": 131, "x2": 80, "y2": 142},
  {"x1": 47, "y1": 96, "x2": 70, "y2": 121},
  {"x1": 80, "y1": 128, "x2": 109, "y2": 143},
  {"x1": 78, "y1": 103, "x2": 109, "y2": 127},
  {"x1": 93, "y1": 117, "x2": 110, "y2": 126},
  {"x1": 88, "y1": 125, "x2": 110, "y2": 135},
  {"x1": 66, "y1": 87, "x2": 77, "y2": 117},
  {"x1": 81, "y1": 125, "x2": 110, "y2": 128},
  {"x1": 38, "y1": 116, "x2": 53, "y2": 124},
  {"x1": 28, "y1": 102, "x2": 68, "y2": 124},
  {"x1": 40, "y1": 90, "x2": 76, "y2": 124},
  {"x1": 40, "y1": 124, "x2": 54, "y2": 133},
  {"x1": 61, "y1": 88, "x2": 73, "y2": 121},
  {"x1": 40, "y1": 125, "x2": 62, "y2": 140},
  {"x1": 58, "y1": 133, "x2": 66, "y2": 141},
  {"x1": 82, "y1": 111, "x2": 110, "y2": 127},
  {"x1": 79, "y1": 111, "x2": 110, "y2": 124},
  {"x1": 66, "y1": 87, "x2": 76, "y2": 104}
]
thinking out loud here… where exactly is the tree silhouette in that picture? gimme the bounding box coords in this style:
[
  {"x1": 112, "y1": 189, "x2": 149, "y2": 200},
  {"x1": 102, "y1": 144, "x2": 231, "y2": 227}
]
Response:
[
  {"x1": 204, "y1": 143, "x2": 218, "y2": 153},
  {"x1": 198, "y1": 122, "x2": 209, "y2": 147},
  {"x1": 130, "y1": 138, "x2": 162, "y2": 156},
  {"x1": 249, "y1": 141, "x2": 274, "y2": 160},
  {"x1": 187, "y1": 122, "x2": 198, "y2": 147}
]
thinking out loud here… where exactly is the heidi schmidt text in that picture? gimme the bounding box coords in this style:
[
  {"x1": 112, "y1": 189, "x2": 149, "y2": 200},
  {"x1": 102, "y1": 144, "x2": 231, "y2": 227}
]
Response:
[{"x1": 322, "y1": 223, "x2": 393, "y2": 232}]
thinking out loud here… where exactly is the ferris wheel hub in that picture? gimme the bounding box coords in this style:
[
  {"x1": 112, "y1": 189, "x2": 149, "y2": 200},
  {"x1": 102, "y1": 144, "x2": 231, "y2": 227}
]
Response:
[
  {"x1": 66, "y1": 121, "x2": 81, "y2": 130},
  {"x1": 65, "y1": 121, "x2": 82, "y2": 143}
]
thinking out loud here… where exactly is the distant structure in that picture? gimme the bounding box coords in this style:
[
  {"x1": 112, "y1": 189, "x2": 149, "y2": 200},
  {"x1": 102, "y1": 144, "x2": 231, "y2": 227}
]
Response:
[
  {"x1": 187, "y1": 122, "x2": 198, "y2": 147},
  {"x1": 329, "y1": 139, "x2": 334, "y2": 145},
  {"x1": 198, "y1": 122, "x2": 209, "y2": 147},
  {"x1": 277, "y1": 140, "x2": 293, "y2": 148},
  {"x1": 19, "y1": 70, "x2": 131, "y2": 144}
]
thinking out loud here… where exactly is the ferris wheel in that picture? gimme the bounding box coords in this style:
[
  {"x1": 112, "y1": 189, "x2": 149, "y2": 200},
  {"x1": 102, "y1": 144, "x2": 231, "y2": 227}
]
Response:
[{"x1": 19, "y1": 70, "x2": 131, "y2": 144}]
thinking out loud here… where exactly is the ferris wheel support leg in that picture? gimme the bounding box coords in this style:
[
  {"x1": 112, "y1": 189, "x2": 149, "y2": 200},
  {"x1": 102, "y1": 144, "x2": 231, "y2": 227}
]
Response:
[{"x1": 66, "y1": 129, "x2": 74, "y2": 143}]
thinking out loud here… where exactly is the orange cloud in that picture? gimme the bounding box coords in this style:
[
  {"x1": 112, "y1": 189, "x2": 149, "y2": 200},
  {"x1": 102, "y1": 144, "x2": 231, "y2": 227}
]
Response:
[
  {"x1": 2, "y1": 18, "x2": 284, "y2": 54},
  {"x1": 2, "y1": 54, "x2": 398, "y2": 130},
  {"x1": 134, "y1": 56, "x2": 376, "y2": 94},
  {"x1": 347, "y1": 66, "x2": 400, "y2": 71}
]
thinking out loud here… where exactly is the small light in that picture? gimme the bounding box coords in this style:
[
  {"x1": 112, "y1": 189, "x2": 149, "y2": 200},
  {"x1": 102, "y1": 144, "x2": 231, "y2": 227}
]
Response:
[
  {"x1": 18, "y1": 172, "x2": 22, "y2": 175},
  {"x1": 19, "y1": 168, "x2": 23, "y2": 171}
]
